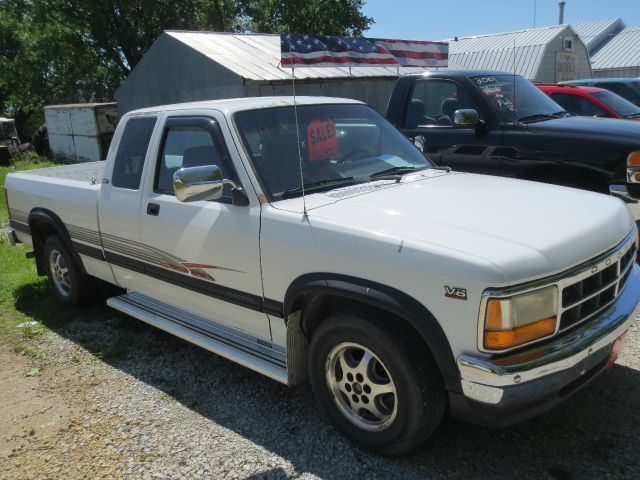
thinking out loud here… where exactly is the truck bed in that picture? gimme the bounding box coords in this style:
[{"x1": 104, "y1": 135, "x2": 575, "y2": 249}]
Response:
[
  {"x1": 14, "y1": 161, "x2": 105, "y2": 184},
  {"x1": 6, "y1": 162, "x2": 104, "y2": 252}
]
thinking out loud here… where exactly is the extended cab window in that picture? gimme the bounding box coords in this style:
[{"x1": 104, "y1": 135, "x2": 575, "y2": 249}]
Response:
[
  {"x1": 111, "y1": 116, "x2": 157, "y2": 189},
  {"x1": 155, "y1": 124, "x2": 234, "y2": 199},
  {"x1": 405, "y1": 79, "x2": 483, "y2": 128}
]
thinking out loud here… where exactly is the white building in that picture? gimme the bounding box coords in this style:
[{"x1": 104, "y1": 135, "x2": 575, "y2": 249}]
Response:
[
  {"x1": 115, "y1": 32, "x2": 427, "y2": 115},
  {"x1": 445, "y1": 25, "x2": 592, "y2": 83}
]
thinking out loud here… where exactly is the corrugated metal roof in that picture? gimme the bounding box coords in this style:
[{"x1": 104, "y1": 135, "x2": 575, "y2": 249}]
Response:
[
  {"x1": 165, "y1": 31, "x2": 427, "y2": 81},
  {"x1": 445, "y1": 25, "x2": 572, "y2": 79},
  {"x1": 591, "y1": 26, "x2": 640, "y2": 69},
  {"x1": 44, "y1": 102, "x2": 117, "y2": 109},
  {"x1": 570, "y1": 18, "x2": 625, "y2": 53}
]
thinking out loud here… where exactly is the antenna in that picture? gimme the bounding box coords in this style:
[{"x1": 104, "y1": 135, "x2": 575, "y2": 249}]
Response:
[
  {"x1": 513, "y1": 37, "x2": 517, "y2": 124},
  {"x1": 288, "y1": 37, "x2": 307, "y2": 216}
]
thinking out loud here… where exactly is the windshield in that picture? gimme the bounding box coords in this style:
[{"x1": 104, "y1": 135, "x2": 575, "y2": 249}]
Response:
[
  {"x1": 592, "y1": 90, "x2": 640, "y2": 118},
  {"x1": 472, "y1": 75, "x2": 566, "y2": 123},
  {"x1": 0, "y1": 121, "x2": 18, "y2": 141},
  {"x1": 235, "y1": 104, "x2": 433, "y2": 200}
]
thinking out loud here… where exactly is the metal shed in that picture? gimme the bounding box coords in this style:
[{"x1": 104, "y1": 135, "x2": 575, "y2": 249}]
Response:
[
  {"x1": 591, "y1": 26, "x2": 640, "y2": 78},
  {"x1": 45, "y1": 102, "x2": 119, "y2": 162},
  {"x1": 115, "y1": 32, "x2": 427, "y2": 115},
  {"x1": 445, "y1": 25, "x2": 592, "y2": 83},
  {"x1": 571, "y1": 18, "x2": 625, "y2": 55}
]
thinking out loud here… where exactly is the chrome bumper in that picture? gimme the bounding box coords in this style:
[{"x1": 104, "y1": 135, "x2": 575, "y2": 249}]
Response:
[
  {"x1": 6, "y1": 227, "x2": 20, "y2": 246},
  {"x1": 457, "y1": 264, "x2": 640, "y2": 406}
]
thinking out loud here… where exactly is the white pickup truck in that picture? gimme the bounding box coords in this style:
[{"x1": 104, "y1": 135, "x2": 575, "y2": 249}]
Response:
[{"x1": 5, "y1": 97, "x2": 640, "y2": 455}]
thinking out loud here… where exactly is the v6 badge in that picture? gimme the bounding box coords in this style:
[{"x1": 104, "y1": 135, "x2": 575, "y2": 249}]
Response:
[{"x1": 445, "y1": 286, "x2": 467, "y2": 300}]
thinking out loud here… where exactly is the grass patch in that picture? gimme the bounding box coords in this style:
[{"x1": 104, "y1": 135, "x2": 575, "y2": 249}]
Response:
[
  {"x1": 0, "y1": 157, "x2": 111, "y2": 353},
  {"x1": 1, "y1": 156, "x2": 54, "y2": 225}
]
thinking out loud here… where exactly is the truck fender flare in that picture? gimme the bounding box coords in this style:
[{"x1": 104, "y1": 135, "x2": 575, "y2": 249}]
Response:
[
  {"x1": 28, "y1": 208, "x2": 87, "y2": 275},
  {"x1": 283, "y1": 273, "x2": 461, "y2": 393}
]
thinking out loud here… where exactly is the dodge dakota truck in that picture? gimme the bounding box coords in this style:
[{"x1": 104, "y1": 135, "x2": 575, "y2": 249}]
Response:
[
  {"x1": 5, "y1": 97, "x2": 640, "y2": 455},
  {"x1": 386, "y1": 69, "x2": 640, "y2": 196}
]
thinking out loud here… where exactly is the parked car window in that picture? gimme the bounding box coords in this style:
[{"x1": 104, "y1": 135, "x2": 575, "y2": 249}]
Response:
[
  {"x1": 155, "y1": 125, "x2": 233, "y2": 199},
  {"x1": 599, "y1": 83, "x2": 640, "y2": 106},
  {"x1": 550, "y1": 93, "x2": 607, "y2": 117},
  {"x1": 111, "y1": 116, "x2": 157, "y2": 190},
  {"x1": 592, "y1": 90, "x2": 640, "y2": 119},
  {"x1": 474, "y1": 75, "x2": 565, "y2": 123},
  {"x1": 405, "y1": 79, "x2": 484, "y2": 127}
]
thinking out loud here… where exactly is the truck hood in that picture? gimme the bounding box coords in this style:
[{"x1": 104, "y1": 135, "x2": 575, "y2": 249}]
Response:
[
  {"x1": 290, "y1": 172, "x2": 634, "y2": 285},
  {"x1": 524, "y1": 116, "x2": 640, "y2": 143}
]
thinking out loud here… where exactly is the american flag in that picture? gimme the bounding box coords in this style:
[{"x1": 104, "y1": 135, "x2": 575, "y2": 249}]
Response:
[
  {"x1": 280, "y1": 34, "x2": 448, "y2": 68},
  {"x1": 280, "y1": 34, "x2": 399, "y2": 67},
  {"x1": 371, "y1": 38, "x2": 448, "y2": 67}
]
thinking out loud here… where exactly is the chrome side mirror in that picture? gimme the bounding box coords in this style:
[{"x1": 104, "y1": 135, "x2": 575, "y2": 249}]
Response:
[
  {"x1": 453, "y1": 109, "x2": 480, "y2": 127},
  {"x1": 413, "y1": 135, "x2": 426, "y2": 152},
  {"x1": 173, "y1": 165, "x2": 237, "y2": 203}
]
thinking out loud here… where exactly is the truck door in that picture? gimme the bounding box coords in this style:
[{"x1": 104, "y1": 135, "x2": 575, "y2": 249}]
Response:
[
  {"x1": 402, "y1": 78, "x2": 502, "y2": 174},
  {"x1": 138, "y1": 114, "x2": 271, "y2": 341},
  {"x1": 98, "y1": 115, "x2": 159, "y2": 297}
]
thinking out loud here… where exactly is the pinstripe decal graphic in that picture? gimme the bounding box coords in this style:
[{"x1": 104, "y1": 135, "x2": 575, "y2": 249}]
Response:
[{"x1": 8, "y1": 208, "x2": 283, "y2": 317}]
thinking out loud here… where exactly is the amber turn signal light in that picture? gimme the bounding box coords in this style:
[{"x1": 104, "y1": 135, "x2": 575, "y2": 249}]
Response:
[
  {"x1": 627, "y1": 151, "x2": 640, "y2": 167},
  {"x1": 484, "y1": 316, "x2": 556, "y2": 350}
]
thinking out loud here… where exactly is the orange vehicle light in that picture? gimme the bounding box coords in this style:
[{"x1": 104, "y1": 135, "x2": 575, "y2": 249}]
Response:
[
  {"x1": 485, "y1": 299, "x2": 505, "y2": 330},
  {"x1": 484, "y1": 317, "x2": 556, "y2": 350},
  {"x1": 627, "y1": 151, "x2": 640, "y2": 166}
]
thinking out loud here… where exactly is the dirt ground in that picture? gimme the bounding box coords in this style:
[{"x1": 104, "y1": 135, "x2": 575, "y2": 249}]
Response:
[{"x1": 0, "y1": 348, "x2": 126, "y2": 480}]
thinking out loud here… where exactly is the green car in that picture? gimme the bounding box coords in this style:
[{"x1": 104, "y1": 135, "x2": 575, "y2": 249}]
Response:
[{"x1": 559, "y1": 78, "x2": 640, "y2": 107}]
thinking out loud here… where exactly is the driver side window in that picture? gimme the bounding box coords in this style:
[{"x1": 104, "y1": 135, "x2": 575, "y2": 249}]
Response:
[
  {"x1": 155, "y1": 124, "x2": 234, "y2": 200},
  {"x1": 405, "y1": 80, "x2": 484, "y2": 128}
]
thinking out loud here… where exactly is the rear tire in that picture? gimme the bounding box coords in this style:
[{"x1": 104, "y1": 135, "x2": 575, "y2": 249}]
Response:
[
  {"x1": 308, "y1": 311, "x2": 446, "y2": 456},
  {"x1": 43, "y1": 235, "x2": 100, "y2": 307}
]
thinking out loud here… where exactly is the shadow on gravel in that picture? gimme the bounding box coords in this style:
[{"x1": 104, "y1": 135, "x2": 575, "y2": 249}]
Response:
[{"x1": 15, "y1": 284, "x2": 640, "y2": 480}]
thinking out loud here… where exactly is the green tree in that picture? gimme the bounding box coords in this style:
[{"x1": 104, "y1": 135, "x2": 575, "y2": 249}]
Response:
[
  {"x1": 0, "y1": 0, "x2": 373, "y2": 139},
  {"x1": 49, "y1": 0, "x2": 242, "y2": 78},
  {"x1": 240, "y1": 0, "x2": 373, "y2": 36},
  {"x1": 0, "y1": 0, "x2": 118, "y2": 137}
]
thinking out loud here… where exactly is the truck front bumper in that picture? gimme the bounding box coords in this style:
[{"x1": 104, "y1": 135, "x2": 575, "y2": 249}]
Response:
[{"x1": 451, "y1": 264, "x2": 640, "y2": 427}]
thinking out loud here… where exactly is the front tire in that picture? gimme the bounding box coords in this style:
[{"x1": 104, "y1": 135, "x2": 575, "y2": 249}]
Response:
[
  {"x1": 308, "y1": 311, "x2": 446, "y2": 456},
  {"x1": 43, "y1": 235, "x2": 99, "y2": 306}
]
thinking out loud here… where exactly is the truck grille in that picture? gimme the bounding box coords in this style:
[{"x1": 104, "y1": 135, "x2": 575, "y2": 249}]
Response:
[{"x1": 559, "y1": 234, "x2": 637, "y2": 331}]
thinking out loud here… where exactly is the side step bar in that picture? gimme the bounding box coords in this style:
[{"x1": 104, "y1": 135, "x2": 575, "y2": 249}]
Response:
[{"x1": 107, "y1": 292, "x2": 288, "y2": 385}]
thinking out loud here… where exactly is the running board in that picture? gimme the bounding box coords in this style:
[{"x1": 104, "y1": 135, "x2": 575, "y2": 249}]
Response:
[{"x1": 107, "y1": 292, "x2": 288, "y2": 385}]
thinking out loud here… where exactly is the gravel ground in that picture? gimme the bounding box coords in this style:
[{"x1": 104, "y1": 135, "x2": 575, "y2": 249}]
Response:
[
  {"x1": 2, "y1": 305, "x2": 639, "y2": 479},
  {"x1": 2, "y1": 196, "x2": 640, "y2": 479}
]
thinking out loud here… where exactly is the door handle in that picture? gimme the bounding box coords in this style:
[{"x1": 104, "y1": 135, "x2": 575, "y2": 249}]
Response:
[{"x1": 146, "y1": 203, "x2": 160, "y2": 216}]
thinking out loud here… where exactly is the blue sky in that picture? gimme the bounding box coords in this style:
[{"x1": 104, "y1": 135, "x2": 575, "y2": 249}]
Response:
[{"x1": 362, "y1": 0, "x2": 640, "y2": 40}]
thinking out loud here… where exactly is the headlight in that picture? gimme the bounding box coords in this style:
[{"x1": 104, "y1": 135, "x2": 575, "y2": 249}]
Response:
[
  {"x1": 482, "y1": 285, "x2": 558, "y2": 351},
  {"x1": 627, "y1": 151, "x2": 640, "y2": 183}
]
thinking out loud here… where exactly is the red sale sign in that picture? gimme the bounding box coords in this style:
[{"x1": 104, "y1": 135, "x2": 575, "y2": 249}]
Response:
[{"x1": 307, "y1": 118, "x2": 338, "y2": 161}]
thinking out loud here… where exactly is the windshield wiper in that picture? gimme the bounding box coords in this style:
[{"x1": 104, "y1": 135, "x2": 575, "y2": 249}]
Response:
[
  {"x1": 625, "y1": 112, "x2": 640, "y2": 119},
  {"x1": 281, "y1": 177, "x2": 356, "y2": 198},
  {"x1": 516, "y1": 113, "x2": 556, "y2": 123},
  {"x1": 366, "y1": 166, "x2": 428, "y2": 181}
]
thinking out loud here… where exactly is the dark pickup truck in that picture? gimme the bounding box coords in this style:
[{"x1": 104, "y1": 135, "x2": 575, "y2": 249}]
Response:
[{"x1": 386, "y1": 69, "x2": 640, "y2": 196}]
